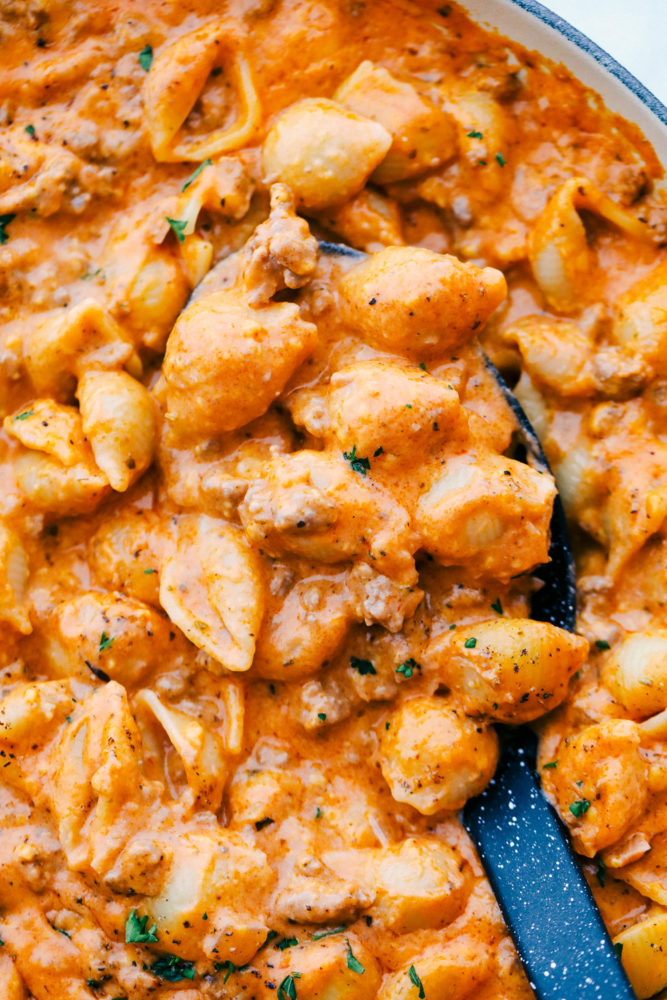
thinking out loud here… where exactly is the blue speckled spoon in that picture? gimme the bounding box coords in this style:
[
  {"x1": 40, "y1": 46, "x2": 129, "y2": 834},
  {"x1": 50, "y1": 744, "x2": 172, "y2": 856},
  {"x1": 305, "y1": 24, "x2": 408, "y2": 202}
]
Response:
[
  {"x1": 463, "y1": 366, "x2": 635, "y2": 1000},
  {"x1": 319, "y1": 242, "x2": 636, "y2": 1000}
]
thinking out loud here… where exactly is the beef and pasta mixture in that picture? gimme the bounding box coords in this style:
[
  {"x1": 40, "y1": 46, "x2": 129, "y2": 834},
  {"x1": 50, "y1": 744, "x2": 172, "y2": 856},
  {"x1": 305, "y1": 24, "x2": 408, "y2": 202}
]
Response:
[{"x1": 0, "y1": 0, "x2": 666, "y2": 997}]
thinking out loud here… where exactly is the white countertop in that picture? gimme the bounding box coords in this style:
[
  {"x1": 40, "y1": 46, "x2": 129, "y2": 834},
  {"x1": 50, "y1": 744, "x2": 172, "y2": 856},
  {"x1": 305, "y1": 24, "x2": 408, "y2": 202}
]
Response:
[{"x1": 545, "y1": 0, "x2": 667, "y2": 106}]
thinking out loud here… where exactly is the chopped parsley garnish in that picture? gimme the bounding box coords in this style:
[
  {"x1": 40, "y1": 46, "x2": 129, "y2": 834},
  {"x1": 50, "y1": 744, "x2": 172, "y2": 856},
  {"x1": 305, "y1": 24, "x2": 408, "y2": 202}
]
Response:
[
  {"x1": 419, "y1": 362, "x2": 427, "y2": 371},
  {"x1": 463, "y1": 637, "x2": 477, "y2": 649},
  {"x1": 597, "y1": 856, "x2": 607, "y2": 888},
  {"x1": 315, "y1": 806, "x2": 323, "y2": 819},
  {"x1": 143, "y1": 567, "x2": 157, "y2": 574},
  {"x1": 166, "y1": 216, "x2": 188, "y2": 243},
  {"x1": 139, "y1": 45, "x2": 153, "y2": 71},
  {"x1": 317, "y1": 712, "x2": 327, "y2": 721},
  {"x1": 346, "y1": 939, "x2": 364, "y2": 974},
  {"x1": 496, "y1": 152, "x2": 506, "y2": 166},
  {"x1": 466, "y1": 130, "x2": 483, "y2": 139},
  {"x1": 569, "y1": 799, "x2": 591, "y2": 818},
  {"x1": 99, "y1": 631, "x2": 115, "y2": 652},
  {"x1": 13, "y1": 409, "x2": 34, "y2": 421},
  {"x1": 542, "y1": 760, "x2": 558, "y2": 769},
  {"x1": 396, "y1": 658, "x2": 421, "y2": 679},
  {"x1": 350, "y1": 656, "x2": 376, "y2": 675},
  {"x1": 25, "y1": 124, "x2": 35, "y2": 136},
  {"x1": 276, "y1": 937, "x2": 298, "y2": 950},
  {"x1": 150, "y1": 953, "x2": 195, "y2": 982},
  {"x1": 278, "y1": 974, "x2": 299, "y2": 1000},
  {"x1": 55, "y1": 927, "x2": 71, "y2": 938},
  {"x1": 255, "y1": 816, "x2": 274, "y2": 831},
  {"x1": 215, "y1": 960, "x2": 237, "y2": 983},
  {"x1": 595, "y1": 639, "x2": 610, "y2": 650},
  {"x1": 409, "y1": 964, "x2": 426, "y2": 998},
  {"x1": 182, "y1": 158, "x2": 212, "y2": 192},
  {"x1": 125, "y1": 909, "x2": 158, "y2": 944},
  {"x1": 343, "y1": 445, "x2": 370, "y2": 475},
  {"x1": 491, "y1": 598, "x2": 503, "y2": 615},
  {"x1": 373, "y1": 446, "x2": 384, "y2": 457},
  {"x1": 312, "y1": 926, "x2": 346, "y2": 940},
  {"x1": 0, "y1": 213, "x2": 16, "y2": 245},
  {"x1": 86, "y1": 980, "x2": 103, "y2": 990}
]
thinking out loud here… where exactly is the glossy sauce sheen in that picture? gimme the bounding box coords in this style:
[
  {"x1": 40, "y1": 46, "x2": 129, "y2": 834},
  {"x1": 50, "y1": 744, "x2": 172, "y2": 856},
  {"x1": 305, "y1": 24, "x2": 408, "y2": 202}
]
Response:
[{"x1": 0, "y1": 1, "x2": 666, "y2": 999}]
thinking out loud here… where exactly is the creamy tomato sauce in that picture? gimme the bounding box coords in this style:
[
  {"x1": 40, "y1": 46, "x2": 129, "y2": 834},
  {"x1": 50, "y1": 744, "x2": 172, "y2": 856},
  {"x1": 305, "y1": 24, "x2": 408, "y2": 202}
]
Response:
[{"x1": 0, "y1": 1, "x2": 666, "y2": 998}]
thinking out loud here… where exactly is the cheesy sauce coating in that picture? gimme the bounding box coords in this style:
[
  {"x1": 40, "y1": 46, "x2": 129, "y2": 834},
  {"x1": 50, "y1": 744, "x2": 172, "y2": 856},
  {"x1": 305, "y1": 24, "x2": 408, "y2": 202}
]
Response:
[{"x1": 0, "y1": 1, "x2": 666, "y2": 998}]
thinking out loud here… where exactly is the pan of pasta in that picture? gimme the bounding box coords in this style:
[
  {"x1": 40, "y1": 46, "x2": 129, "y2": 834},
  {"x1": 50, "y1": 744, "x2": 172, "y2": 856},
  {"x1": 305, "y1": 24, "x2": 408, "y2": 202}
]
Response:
[{"x1": 0, "y1": 0, "x2": 666, "y2": 998}]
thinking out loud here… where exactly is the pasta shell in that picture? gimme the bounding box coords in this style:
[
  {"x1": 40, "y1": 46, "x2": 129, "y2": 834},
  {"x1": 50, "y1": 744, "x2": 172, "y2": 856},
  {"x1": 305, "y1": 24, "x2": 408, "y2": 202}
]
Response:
[
  {"x1": 159, "y1": 514, "x2": 265, "y2": 672},
  {"x1": 142, "y1": 21, "x2": 261, "y2": 162},
  {"x1": 77, "y1": 370, "x2": 157, "y2": 492}
]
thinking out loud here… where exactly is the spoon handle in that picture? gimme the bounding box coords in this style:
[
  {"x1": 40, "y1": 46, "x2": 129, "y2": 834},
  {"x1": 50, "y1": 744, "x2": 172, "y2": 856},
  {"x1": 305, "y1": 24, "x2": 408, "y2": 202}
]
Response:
[{"x1": 463, "y1": 731, "x2": 636, "y2": 1000}]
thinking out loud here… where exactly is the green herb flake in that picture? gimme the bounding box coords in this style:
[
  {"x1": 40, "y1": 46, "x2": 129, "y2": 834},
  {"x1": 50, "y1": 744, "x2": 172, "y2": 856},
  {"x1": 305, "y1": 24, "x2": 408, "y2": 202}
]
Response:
[
  {"x1": 13, "y1": 409, "x2": 34, "y2": 421},
  {"x1": 491, "y1": 598, "x2": 503, "y2": 615},
  {"x1": 343, "y1": 445, "x2": 371, "y2": 476},
  {"x1": 99, "y1": 631, "x2": 115, "y2": 652},
  {"x1": 542, "y1": 760, "x2": 558, "y2": 770},
  {"x1": 125, "y1": 909, "x2": 158, "y2": 944},
  {"x1": 419, "y1": 362, "x2": 427, "y2": 371},
  {"x1": 202, "y1": 912, "x2": 208, "y2": 920},
  {"x1": 150, "y1": 953, "x2": 195, "y2": 982},
  {"x1": 315, "y1": 806, "x2": 323, "y2": 819},
  {"x1": 278, "y1": 974, "x2": 298, "y2": 1000},
  {"x1": 182, "y1": 158, "x2": 213, "y2": 192},
  {"x1": 276, "y1": 937, "x2": 298, "y2": 951},
  {"x1": 409, "y1": 964, "x2": 425, "y2": 999},
  {"x1": 317, "y1": 712, "x2": 327, "y2": 721},
  {"x1": 87, "y1": 980, "x2": 103, "y2": 990},
  {"x1": 595, "y1": 639, "x2": 610, "y2": 650},
  {"x1": 467, "y1": 130, "x2": 483, "y2": 139},
  {"x1": 396, "y1": 657, "x2": 421, "y2": 679},
  {"x1": 55, "y1": 927, "x2": 71, "y2": 938},
  {"x1": 350, "y1": 656, "x2": 376, "y2": 676},
  {"x1": 373, "y1": 446, "x2": 384, "y2": 457},
  {"x1": 597, "y1": 856, "x2": 607, "y2": 888},
  {"x1": 569, "y1": 799, "x2": 591, "y2": 818},
  {"x1": 166, "y1": 216, "x2": 188, "y2": 244},
  {"x1": 139, "y1": 44, "x2": 153, "y2": 71},
  {"x1": 66, "y1": 715, "x2": 72, "y2": 723},
  {"x1": 496, "y1": 152, "x2": 506, "y2": 167},
  {"x1": 312, "y1": 926, "x2": 346, "y2": 940},
  {"x1": 346, "y1": 939, "x2": 365, "y2": 975},
  {"x1": 463, "y1": 637, "x2": 477, "y2": 649},
  {"x1": 25, "y1": 124, "x2": 35, "y2": 136},
  {"x1": 0, "y1": 213, "x2": 16, "y2": 245},
  {"x1": 448, "y1": 623, "x2": 457, "y2": 630},
  {"x1": 215, "y1": 960, "x2": 236, "y2": 983},
  {"x1": 143, "y1": 567, "x2": 157, "y2": 575}
]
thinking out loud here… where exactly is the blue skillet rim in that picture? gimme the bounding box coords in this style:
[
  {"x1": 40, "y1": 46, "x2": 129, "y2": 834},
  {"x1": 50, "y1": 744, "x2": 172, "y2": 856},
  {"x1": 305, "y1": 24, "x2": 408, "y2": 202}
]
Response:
[{"x1": 506, "y1": 0, "x2": 667, "y2": 128}]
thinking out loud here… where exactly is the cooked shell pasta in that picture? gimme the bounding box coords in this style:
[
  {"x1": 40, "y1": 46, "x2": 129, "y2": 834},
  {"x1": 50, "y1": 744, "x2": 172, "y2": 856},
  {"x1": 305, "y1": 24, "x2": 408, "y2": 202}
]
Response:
[
  {"x1": 142, "y1": 21, "x2": 261, "y2": 162},
  {"x1": 77, "y1": 370, "x2": 157, "y2": 492},
  {"x1": 159, "y1": 514, "x2": 265, "y2": 672},
  {"x1": 263, "y1": 98, "x2": 392, "y2": 211}
]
